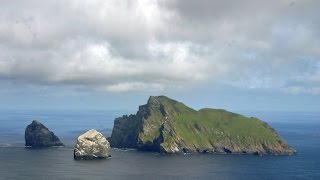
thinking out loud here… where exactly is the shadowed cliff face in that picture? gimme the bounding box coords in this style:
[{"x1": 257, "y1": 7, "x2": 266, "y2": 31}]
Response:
[
  {"x1": 108, "y1": 115, "x2": 142, "y2": 149},
  {"x1": 109, "y1": 96, "x2": 296, "y2": 155},
  {"x1": 25, "y1": 120, "x2": 64, "y2": 148}
]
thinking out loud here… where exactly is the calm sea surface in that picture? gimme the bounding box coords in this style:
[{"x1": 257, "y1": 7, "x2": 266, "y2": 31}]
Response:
[{"x1": 0, "y1": 110, "x2": 319, "y2": 180}]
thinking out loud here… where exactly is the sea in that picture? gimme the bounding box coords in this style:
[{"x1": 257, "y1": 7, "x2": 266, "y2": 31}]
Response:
[{"x1": 0, "y1": 110, "x2": 319, "y2": 180}]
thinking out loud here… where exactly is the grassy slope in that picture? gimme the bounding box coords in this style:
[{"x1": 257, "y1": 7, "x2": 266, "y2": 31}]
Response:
[
  {"x1": 139, "y1": 96, "x2": 285, "y2": 152},
  {"x1": 139, "y1": 96, "x2": 196, "y2": 143},
  {"x1": 172, "y1": 108, "x2": 282, "y2": 149}
]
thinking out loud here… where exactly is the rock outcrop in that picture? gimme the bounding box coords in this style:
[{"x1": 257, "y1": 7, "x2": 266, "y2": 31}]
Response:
[
  {"x1": 74, "y1": 129, "x2": 111, "y2": 160},
  {"x1": 109, "y1": 96, "x2": 296, "y2": 155},
  {"x1": 25, "y1": 120, "x2": 64, "y2": 148}
]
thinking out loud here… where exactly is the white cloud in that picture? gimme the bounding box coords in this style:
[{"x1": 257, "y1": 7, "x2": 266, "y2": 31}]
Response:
[
  {"x1": 0, "y1": 38, "x2": 212, "y2": 92},
  {"x1": 0, "y1": 0, "x2": 319, "y2": 94}
]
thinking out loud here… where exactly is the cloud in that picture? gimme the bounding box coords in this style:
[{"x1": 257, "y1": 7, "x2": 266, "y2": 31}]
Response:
[
  {"x1": 0, "y1": 0, "x2": 319, "y2": 93},
  {"x1": 0, "y1": 38, "x2": 212, "y2": 92}
]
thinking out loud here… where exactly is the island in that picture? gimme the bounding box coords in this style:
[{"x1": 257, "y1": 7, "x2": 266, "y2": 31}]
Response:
[
  {"x1": 74, "y1": 129, "x2": 111, "y2": 160},
  {"x1": 25, "y1": 120, "x2": 64, "y2": 148},
  {"x1": 109, "y1": 96, "x2": 296, "y2": 155}
]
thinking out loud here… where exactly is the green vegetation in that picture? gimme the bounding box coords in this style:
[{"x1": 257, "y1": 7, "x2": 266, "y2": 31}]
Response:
[
  {"x1": 139, "y1": 96, "x2": 195, "y2": 143},
  {"x1": 110, "y1": 95, "x2": 295, "y2": 155},
  {"x1": 172, "y1": 108, "x2": 281, "y2": 149}
]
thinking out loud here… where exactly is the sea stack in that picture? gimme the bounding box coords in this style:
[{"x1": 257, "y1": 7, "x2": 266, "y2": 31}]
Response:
[
  {"x1": 74, "y1": 129, "x2": 111, "y2": 160},
  {"x1": 25, "y1": 120, "x2": 64, "y2": 148}
]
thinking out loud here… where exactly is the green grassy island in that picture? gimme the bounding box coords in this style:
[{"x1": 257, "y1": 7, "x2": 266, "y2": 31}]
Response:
[{"x1": 109, "y1": 96, "x2": 295, "y2": 155}]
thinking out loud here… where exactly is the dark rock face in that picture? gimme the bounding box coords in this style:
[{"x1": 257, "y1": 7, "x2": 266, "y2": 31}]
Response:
[{"x1": 25, "y1": 120, "x2": 64, "y2": 148}]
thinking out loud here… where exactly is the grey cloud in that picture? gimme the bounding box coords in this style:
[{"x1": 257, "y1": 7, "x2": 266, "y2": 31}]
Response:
[
  {"x1": 158, "y1": 0, "x2": 320, "y2": 91},
  {"x1": 0, "y1": 0, "x2": 319, "y2": 93}
]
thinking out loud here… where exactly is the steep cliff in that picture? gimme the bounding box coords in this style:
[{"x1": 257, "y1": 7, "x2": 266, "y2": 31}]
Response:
[{"x1": 109, "y1": 96, "x2": 295, "y2": 155}]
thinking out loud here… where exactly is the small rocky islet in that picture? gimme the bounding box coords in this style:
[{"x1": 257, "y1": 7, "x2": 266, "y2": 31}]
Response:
[
  {"x1": 24, "y1": 121, "x2": 111, "y2": 159},
  {"x1": 74, "y1": 129, "x2": 111, "y2": 160},
  {"x1": 25, "y1": 120, "x2": 64, "y2": 148},
  {"x1": 24, "y1": 95, "x2": 296, "y2": 158}
]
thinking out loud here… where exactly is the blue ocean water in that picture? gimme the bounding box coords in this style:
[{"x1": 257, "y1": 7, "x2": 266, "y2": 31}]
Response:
[{"x1": 0, "y1": 110, "x2": 319, "y2": 180}]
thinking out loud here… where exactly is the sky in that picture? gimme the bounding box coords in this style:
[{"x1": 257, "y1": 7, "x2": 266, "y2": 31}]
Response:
[{"x1": 0, "y1": 0, "x2": 319, "y2": 111}]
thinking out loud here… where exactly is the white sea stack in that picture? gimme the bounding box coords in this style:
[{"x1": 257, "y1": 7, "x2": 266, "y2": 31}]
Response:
[{"x1": 74, "y1": 129, "x2": 111, "y2": 159}]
